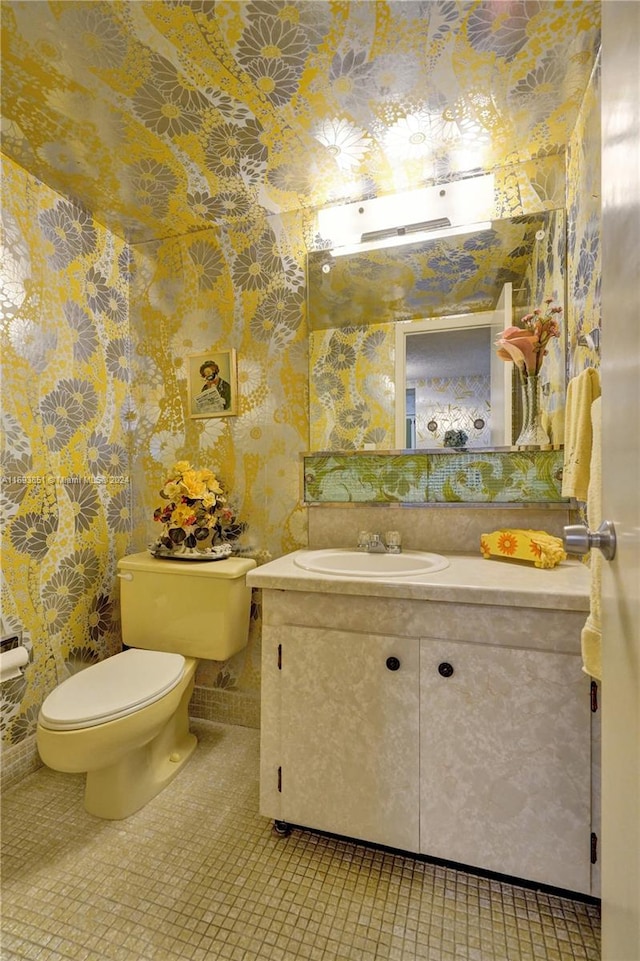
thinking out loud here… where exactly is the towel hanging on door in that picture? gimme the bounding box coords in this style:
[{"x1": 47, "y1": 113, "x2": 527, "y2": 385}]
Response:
[
  {"x1": 581, "y1": 396, "x2": 602, "y2": 680},
  {"x1": 562, "y1": 367, "x2": 601, "y2": 501}
]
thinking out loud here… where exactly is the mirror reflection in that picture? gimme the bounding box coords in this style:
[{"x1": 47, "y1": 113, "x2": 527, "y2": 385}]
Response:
[
  {"x1": 399, "y1": 318, "x2": 502, "y2": 450},
  {"x1": 308, "y1": 210, "x2": 566, "y2": 452}
]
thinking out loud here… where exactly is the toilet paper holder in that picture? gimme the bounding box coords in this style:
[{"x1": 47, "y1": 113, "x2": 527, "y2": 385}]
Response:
[{"x1": 0, "y1": 633, "x2": 30, "y2": 683}]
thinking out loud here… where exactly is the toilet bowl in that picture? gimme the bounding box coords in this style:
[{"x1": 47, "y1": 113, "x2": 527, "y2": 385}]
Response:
[
  {"x1": 37, "y1": 649, "x2": 198, "y2": 819},
  {"x1": 36, "y1": 552, "x2": 256, "y2": 819}
]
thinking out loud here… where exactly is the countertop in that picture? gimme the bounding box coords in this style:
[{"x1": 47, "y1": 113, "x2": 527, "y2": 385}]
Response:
[{"x1": 246, "y1": 550, "x2": 591, "y2": 611}]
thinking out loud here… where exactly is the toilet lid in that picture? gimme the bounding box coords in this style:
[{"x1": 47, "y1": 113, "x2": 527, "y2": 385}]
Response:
[{"x1": 39, "y1": 650, "x2": 186, "y2": 731}]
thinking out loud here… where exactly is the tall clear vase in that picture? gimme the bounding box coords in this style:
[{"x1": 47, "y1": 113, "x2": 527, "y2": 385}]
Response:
[{"x1": 515, "y1": 373, "x2": 550, "y2": 447}]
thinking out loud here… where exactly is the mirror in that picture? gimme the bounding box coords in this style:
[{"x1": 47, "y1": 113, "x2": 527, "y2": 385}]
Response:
[{"x1": 308, "y1": 209, "x2": 566, "y2": 452}]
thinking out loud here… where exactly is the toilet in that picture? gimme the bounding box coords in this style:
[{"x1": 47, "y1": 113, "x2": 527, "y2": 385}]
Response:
[{"x1": 36, "y1": 551, "x2": 256, "y2": 820}]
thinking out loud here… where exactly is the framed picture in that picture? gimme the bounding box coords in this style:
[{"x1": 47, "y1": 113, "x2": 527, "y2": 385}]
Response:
[{"x1": 187, "y1": 349, "x2": 238, "y2": 418}]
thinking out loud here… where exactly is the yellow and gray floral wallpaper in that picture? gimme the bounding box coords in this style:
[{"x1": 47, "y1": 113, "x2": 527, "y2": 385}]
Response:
[
  {"x1": 1, "y1": 156, "x2": 130, "y2": 757},
  {"x1": 567, "y1": 52, "x2": 601, "y2": 373},
  {"x1": 1, "y1": 2, "x2": 600, "y2": 244},
  {"x1": 1, "y1": 1, "x2": 602, "y2": 776},
  {"x1": 310, "y1": 321, "x2": 395, "y2": 450},
  {"x1": 127, "y1": 212, "x2": 309, "y2": 714}
]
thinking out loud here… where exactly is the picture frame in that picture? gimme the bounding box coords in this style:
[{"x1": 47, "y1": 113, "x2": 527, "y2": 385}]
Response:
[{"x1": 187, "y1": 349, "x2": 238, "y2": 419}]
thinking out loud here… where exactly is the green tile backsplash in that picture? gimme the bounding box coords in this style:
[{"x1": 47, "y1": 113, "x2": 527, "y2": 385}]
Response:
[{"x1": 303, "y1": 450, "x2": 567, "y2": 505}]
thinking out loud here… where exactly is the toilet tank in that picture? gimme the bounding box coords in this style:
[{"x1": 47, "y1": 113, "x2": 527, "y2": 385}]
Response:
[{"x1": 117, "y1": 552, "x2": 257, "y2": 660}]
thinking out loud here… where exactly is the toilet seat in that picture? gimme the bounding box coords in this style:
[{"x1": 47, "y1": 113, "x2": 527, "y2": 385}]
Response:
[{"x1": 39, "y1": 649, "x2": 186, "y2": 731}]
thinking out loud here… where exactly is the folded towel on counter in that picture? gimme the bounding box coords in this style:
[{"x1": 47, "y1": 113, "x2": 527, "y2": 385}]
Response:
[
  {"x1": 581, "y1": 397, "x2": 602, "y2": 680},
  {"x1": 562, "y1": 367, "x2": 601, "y2": 500},
  {"x1": 480, "y1": 529, "x2": 567, "y2": 569}
]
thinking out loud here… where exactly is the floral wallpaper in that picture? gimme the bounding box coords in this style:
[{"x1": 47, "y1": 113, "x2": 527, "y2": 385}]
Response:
[
  {"x1": 1, "y1": 156, "x2": 129, "y2": 752},
  {"x1": 567, "y1": 52, "x2": 601, "y2": 375},
  {"x1": 310, "y1": 322, "x2": 395, "y2": 450},
  {"x1": 127, "y1": 214, "x2": 308, "y2": 558},
  {"x1": 0, "y1": 154, "x2": 309, "y2": 763},
  {"x1": 1, "y1": 2, "x2": 600, "y2": 245},
  {"x1": 0, "y1": 2, "x2": 602, "y2": 774},
  {"x1": 127, "y1": 211, "x2": 309, "y2": 708}
]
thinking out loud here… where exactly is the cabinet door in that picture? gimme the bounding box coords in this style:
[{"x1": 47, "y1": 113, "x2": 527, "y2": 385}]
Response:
[
  {"x1": 420, "y1": 639, "x2": 592, "y2": 893},
  {"x1": 276, "y1": 626, "x2": 420, "y2": 852}
]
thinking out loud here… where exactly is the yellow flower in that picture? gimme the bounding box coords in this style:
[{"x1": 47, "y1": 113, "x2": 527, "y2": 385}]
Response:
[
  {"x1": 180, "y1": 469, "x2": 208, "y2": 499},
  {"x1": 497, "y1": 532, "x2": 518, "y2": 556},
  {"x1": 201, "y1": 491, "x2": 218, "y2": 509},
  {"x1": 171, "y1": 503, "x2": 197, "y2": 527},
  {"x1": 172, "y1": 460, "x2": 192, "y2": 475},
  {"x1": 201, "y1": 468, "x2": 222, "y2": 494},
  {"x1": 162, "y1": 480, "x2": 183, "y2": 500}
]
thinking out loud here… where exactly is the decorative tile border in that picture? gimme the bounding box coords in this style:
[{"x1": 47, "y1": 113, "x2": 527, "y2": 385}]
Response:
[{"x1": 303, "y1": 450, "x2": 567, "y2": 505}]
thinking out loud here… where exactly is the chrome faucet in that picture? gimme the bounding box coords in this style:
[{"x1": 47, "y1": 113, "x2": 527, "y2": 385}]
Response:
[
  {"x1": 367, "y1": 533, "x2": 387, "y2": 553},
  {"x1": 357, "y1": 531, "x2": 402, "y2": 553}
]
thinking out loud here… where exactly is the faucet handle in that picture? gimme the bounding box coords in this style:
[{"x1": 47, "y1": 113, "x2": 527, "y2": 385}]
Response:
[
  {"x1": 357, "y1": 530, "x2": 371, "y2": 550},
  {"x1": 385, "y1": 530, "x2": 402, "y2": 553}
]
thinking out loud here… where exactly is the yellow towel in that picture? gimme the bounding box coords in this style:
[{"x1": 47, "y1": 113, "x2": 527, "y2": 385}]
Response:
[
  {"x1": 541, "y1": 407, "x2": 566, "y2": 446},
  {"x1": 581, "y1": 397, "x2": 602, "y2": 680},
  {"x1": 562, "y1": 367, "x2": 601, "y2": 500}
]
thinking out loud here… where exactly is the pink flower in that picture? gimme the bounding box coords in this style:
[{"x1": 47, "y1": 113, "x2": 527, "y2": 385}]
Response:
[
  {"x1": 495, "y1": 327, "x2": 538, "y2": 372},
  {"x1": 495, "y1": 300, "x2": 562, "y2": 376}
]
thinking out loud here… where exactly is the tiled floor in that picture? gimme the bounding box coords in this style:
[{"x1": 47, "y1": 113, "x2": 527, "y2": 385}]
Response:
[{"x1": 1, "y1": 721, "x2": 600, "y2": 961}]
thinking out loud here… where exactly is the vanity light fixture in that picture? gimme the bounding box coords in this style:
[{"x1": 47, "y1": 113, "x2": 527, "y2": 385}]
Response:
[
  {"x1": 361, "y1": 217, "x2": 451, "y2": 242},
  {"x1": 330, "y1": 220, "x2": 493, "y2": 258},
  {"x1": 316, "y1": 173, "x2": 495, "y2": 258}
]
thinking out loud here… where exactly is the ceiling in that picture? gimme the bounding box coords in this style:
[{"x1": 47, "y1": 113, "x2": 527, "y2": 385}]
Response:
[{"x1": 1, "y1": 1, "x2": 601, "y2": 244}]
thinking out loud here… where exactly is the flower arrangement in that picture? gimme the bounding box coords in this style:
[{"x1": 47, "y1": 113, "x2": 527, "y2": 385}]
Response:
[
  {"x1": 152, "y1": 460, "x2": 243, "y2": 552},
  {"x1": 495, "y1": 298, "x2": 562, "y2": 378}
]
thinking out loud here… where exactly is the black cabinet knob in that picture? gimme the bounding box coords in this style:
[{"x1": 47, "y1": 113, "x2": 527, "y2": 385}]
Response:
[
  {"x1": 438, "y1": 661, "x2": 454, "y2": 677},
  {"x1": 386, "y1": 656, "x2": 401, "y2": 671}
]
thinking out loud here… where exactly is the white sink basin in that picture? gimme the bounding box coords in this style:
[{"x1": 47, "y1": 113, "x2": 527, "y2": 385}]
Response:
[{"x1": 293, "y1": 549, "x2": 449, "y2": 578}]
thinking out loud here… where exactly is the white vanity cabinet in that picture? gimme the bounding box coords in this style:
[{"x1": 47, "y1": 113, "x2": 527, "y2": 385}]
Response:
[
  {"x1": 419, "y1": 639, "x2": 591, "y2": 893},
  {"x1": 251, "y1": 555, "x2": 594, "y2": 896},
  {"x1": 262, "y1": 624, "x2": 420, "y2": 851}
]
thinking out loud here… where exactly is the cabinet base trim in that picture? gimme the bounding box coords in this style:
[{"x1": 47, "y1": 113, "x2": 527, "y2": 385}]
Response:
[{"x1": 267, "y1": 818, "x2": 600, "y2": 904}]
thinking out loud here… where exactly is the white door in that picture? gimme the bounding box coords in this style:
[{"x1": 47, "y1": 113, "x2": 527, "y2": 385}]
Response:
[{"x1": 601, "y1": 5, "x2": 640, "y2": 959}]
